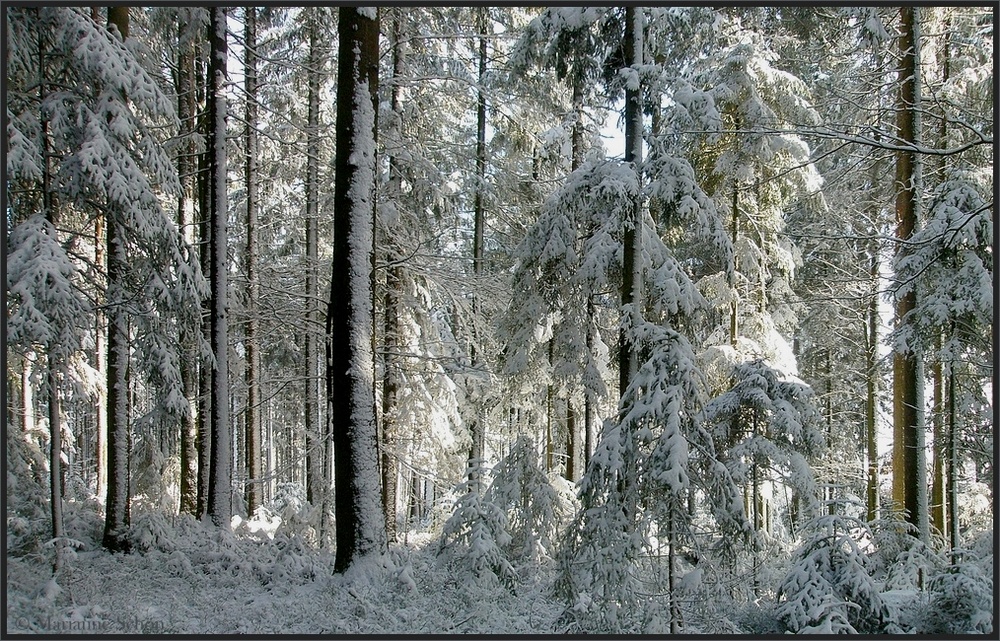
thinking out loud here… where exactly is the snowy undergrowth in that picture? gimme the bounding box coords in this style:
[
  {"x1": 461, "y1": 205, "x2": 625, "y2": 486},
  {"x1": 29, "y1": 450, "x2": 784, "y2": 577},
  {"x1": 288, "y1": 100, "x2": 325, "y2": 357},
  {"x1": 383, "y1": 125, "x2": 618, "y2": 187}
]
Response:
[{"x1": 6, "y1": 497, "x2": 567, "y2": 635}]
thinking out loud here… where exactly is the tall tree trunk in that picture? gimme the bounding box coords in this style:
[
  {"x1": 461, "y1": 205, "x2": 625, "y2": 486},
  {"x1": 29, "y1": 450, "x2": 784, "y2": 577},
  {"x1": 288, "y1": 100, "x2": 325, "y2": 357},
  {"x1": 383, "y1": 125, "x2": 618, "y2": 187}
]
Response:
[
  {"x1": 891, "y1": 5, "x2": 924, "y2": 539},
  {"x1": 304, "y1": 15, "x2": 323, "y2": 508},
  {"x1": 381, "y1": 9, "x2": 405, "y2": 542},
  {"x1": 243, "y1": 6, "x2": 262, "y2": 516},
  {"x1": 467, "y1": 6, "x2": 488, "y2": 490},
  {"x1": 40, "y1": 50, "x2": 65, "y2": 565},
  {"x1": 572, "y1": 77, "x2": 595, "y2": 471},
  {"x1": 206, "y1": 7, "x2": 232, "y2": 529},
  {"x1": 565, "y1": 399, "x2": 576, "y2": 481},
  {"x1": 930, "y1": 17, "x2": 951, "y2": 542},
  {"x1": 177, "y1": 12, "x2": 199, "y2": 516},
  {"x1": 329, "y1": 6, "x2": 386, "y2": 573},
  {"x1": 947, "y1": 337, "x2": 959, "y2": 554},
  {"x1": 546, "y1": 340, "x2": 554, "y2": 471},
  {"x1": 94, "y1": 211, "x2": 108, "y2": 502},
  {"x1": 584, "y1": 297, "x2": 596, "y2": 467},
  {"x1": 196, "y1": 43, "x2": 212, "y2": 520},
  {"x1": 729, "y1": 183, "x2": 739, "y2": 348},
  {"x1": 930, "y1": 335, "x2": 945, "y2": 536},
  {"x1": 102, "y1": 5, "x2": 131, "y2": 552},
  {"x1": 48, "y1": 368, "x2": 64, "y2": 569},
  {"x1": 865, "y1": 241, "x2": 879, "y2": 522},
  {"x1": 619, "y1": 6, "x2": 643, "y2": 397}
]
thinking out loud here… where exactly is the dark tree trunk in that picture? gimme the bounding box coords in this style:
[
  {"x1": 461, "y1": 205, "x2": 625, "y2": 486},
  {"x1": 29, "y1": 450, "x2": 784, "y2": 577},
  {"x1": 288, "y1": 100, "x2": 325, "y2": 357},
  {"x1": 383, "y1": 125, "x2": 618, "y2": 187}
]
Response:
[
  {"x1": 243, "y1": 6, "x2": 262, "y2": 516},
  {"x1": 891, "y1": 5, "x2": 924, "y2": 539},
  {"x1": 196, "y1": 40, "x2": 212, "y2": 520},
  {"x1": 177, "y1": 12, "x2": 199, "y2": 516},
  {"x1": 304, "y1": 14, "x2": 323, "y2": 508},
  {"x1": 206, "y1": 6, "x2": 232, "y2": 529},
  {"x1": 103, "y1": 6, "x2": 131, "y2": 552},
  {"x1": 381, "y1": 9, "x2": 406, "y2": 543},
  {"x1": 467, "y1": 7, "x2": 489, "y2": 490},
  {"x1": 619, "y1": 6, "x2": 643, "y2": 398},
  {"x1": 865, "y1": 241, "x2": 879, "y2": 522},
  {"x1": 329, "y1": 6, "x2": 386, "y2": 573},
  {"x1": 40, "y1": 50, "x2": 65, "y2": 564}
]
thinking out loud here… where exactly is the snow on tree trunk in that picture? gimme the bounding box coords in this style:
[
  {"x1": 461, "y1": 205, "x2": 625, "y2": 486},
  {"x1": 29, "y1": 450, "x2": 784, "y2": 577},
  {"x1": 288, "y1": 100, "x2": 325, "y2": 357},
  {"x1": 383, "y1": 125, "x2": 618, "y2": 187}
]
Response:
[
  {"x1": 243, "y1": 6, "x2": 262, "y2": 517},
  {"x1": 891, "y1": 5, "x2": 924, "y2": 540},
  {"x1": 329, "y1": 6, "x2": 386, "y2": 573},
  {"x1": 381, "y1": 9, "x2": 406, "y2": 543},
  {"x1": 304, "y1": 14, "x2": 324, "y2": 510},
  {"x1": 177, "y1": 13, "x2": 200, "y2": 516},
  {"x1": 102, "y1": 5, "x2": 132, "y2": 553},
  {"x1": 619, "y1": 6, "x2": 643, "y2": 398},
  {"x1": 206, "y1": 6, "x2": 232, "y2": 529},
  {"x1": 467, "y1": 7, "x2": 489, "y2": 491}
]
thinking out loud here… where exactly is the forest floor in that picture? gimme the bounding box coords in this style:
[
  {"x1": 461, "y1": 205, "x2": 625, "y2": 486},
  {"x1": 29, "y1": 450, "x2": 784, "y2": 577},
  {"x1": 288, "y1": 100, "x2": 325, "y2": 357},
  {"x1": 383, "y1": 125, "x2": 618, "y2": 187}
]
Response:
[{"x1": 6, "y1": 500, "x2": 577, "y2": 636}]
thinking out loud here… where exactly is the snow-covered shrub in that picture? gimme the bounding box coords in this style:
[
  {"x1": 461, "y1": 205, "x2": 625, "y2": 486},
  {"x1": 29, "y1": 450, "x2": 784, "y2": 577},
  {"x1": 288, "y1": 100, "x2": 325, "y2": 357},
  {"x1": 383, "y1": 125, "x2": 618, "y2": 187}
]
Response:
[
  {"x1": 127, "y1": 512, "x2": 179, "y2": 552},
  {"x1": 268, "y1": 482, "x2": 318, "y2": 545},
  {"x1": 438, "y1": 468, "x2": 515, "y2": 585},
  {"x1": 868, "y1": 516, "x2": 942, "y2": 592},
  {"x1": 776, "y1": 514, "x2": 889, "y2": 634},
  {"x1": 485, "y1": 435, "x2": 567, "y2": 560},
  {"x1": 131, "y1": 442, "x2": 180, "y2": 515},
  {"x1": 555, "y1": 419, "x2": 647, "y2": 633},
  {"x1": 919, "y1": 534, "x2": 994, "y2": 635},
  {"x1": 6, "y1": 424, "x2": 52, "y2": 556}
]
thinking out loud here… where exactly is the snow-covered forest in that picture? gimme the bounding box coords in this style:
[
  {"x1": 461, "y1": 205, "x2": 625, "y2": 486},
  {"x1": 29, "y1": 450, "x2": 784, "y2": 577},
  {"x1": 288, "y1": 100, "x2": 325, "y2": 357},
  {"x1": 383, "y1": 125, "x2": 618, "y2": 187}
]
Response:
[{"x1": 5, "y1": 5, "x2": 994, "y2": 635}]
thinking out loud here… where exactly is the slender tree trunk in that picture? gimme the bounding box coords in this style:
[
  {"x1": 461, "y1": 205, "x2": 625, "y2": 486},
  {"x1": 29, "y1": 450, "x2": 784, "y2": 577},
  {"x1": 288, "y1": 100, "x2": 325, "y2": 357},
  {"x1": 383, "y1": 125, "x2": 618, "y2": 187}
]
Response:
[
  {"x1": 243, "y1": 6, "x2": 262, "y2": 516},
  {"x1": 865, "y1": 242, "x2": 879, "y2": 522},
  {"x1": 48, "y1": 368, "x2": 64, "y2": 569},
  {"x1": 304, "y1": 15, "x2": 323, "y2": 508},
  {"x1": 196, "y1": 44, "x2": 212, "y2": 520},
  {"x1": 930, "y1": 19, "x2": 951, "y2": 542},
  {"x1": 22, "y1": 357, "x2": 35, "y2": 435},
  {"x1": 177, "y1": 13, "x2": 199, "y2": 516},
  {"x1": 571, "y1": 74, "x2": 594, "y2": 472},
  {"x1": 40, "y1": 57, "x2": 65, "y2": 565},
  {"x1": 565, "y1": 399, "x2": 576, "y2": 481},
  {"x1": 584, "y1": 297, "x2": 596, "y2": 468},
  {"x1": 619, "y1": 6, "x2": 643, "y2": 398},
  {"x1": 94, "y1": 211, "x2": 108, "y2": 502},
  {"x1": 329, "y1": 6, "x2": 385, "y2": 572},
  {"x1": 381, "y1": 9, "x2": 405, "y2": 542},
  {"x1": 467, "y1": 6, "x2": 488, "y2": 489},
  {"x1": 206, "y1": 6, "x2": 232, "y2": 529},
  {"x1": 546, "y1": 340, "x2": 554, "y2": 471},
  {"x1": 102, "y1": 6, "x2": 131, "y2": 553},
  {"x1": 947, "y1": 339, "x2": 959, "y2": 554},
  {"x1": 931, "y1": 335, "x2": 945, "y2": 536},
  {"x1": 729, "y1": 184, "x2": 739, "y2": 348},
  {"x1": 891, "y1": 6, "x2": 924, "y2": 539}
]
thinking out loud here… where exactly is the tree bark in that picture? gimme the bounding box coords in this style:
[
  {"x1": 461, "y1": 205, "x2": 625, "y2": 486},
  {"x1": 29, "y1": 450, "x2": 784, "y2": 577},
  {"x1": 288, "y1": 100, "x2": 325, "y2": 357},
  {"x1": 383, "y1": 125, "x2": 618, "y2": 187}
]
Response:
[
  {"x1": 947, "y1": 343, "x2": 958, "y2": 554},
  {"x1": 930, "y1": 335, "x2": 945, "y2": 536},
  {"x1": 177, "y1": 11, "x2": 199, "y2": 516},
  {"x1": 243, "y1": 6, "x2": 262, "y2": 516},
  {"x1": 891, "y1": 5, "x2": 924, "y2": 539},
  {"x1": 619, "y1": 6, "x2": 643, "y2": 397},
  {"x1": 304, "y1": 14, "x2": 324, "y2": 508},
  {"x1": 381, "y1": 9, "x2": 405, "y2": 542},
  {"x1": 467, "y1": 7, "x2": 488, "y2": 490},
  {"x1": 196, "y1": 39, "x2": 212, "y2": 520},
  {"x1": 102, "y1": 5, "x2": 131, "y2": 552},
  {"x1": 206, "y1": 6, "x2": 232, "y2": 529},
  {"x1": 329, "y1": 6, "x2": 386, "y2": 572},
  {"x1": 40, "y1": 51, "x2": 65, "y2": 564},
  {"x1": 865, "y1": 241, "x2": 879, "y2": 522}
]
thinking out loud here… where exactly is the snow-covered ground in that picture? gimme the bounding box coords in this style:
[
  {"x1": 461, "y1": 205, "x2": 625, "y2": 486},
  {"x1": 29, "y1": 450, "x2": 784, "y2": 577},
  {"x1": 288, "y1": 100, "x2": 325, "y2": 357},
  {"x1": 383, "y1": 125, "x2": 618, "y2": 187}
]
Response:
[{"x1": 6, "y1": 503, "x2": 571, "y2": 635}]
